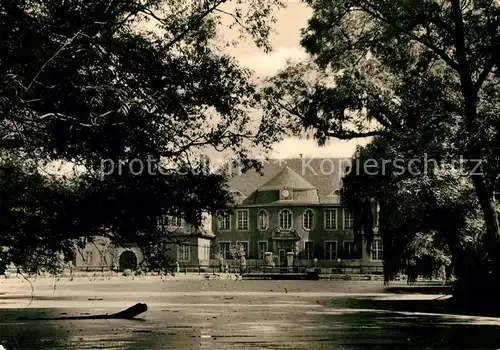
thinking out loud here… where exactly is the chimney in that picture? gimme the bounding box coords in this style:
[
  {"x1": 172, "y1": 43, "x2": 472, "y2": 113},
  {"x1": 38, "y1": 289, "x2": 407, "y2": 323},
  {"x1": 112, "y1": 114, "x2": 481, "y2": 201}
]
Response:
[{"x1": 299, "y1": 153, "x2": 303, "y2": 158}]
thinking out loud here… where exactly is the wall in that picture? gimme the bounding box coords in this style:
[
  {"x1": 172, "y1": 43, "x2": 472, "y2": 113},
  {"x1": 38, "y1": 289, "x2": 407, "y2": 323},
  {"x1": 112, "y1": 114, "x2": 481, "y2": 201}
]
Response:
[{"x1": 213, "y1": 205, "x2": 363, "y2": 260}]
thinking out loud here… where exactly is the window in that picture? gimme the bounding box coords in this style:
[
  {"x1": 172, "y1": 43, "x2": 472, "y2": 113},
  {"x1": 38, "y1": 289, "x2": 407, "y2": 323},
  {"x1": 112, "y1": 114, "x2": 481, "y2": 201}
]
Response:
[
  {"x1": 324, "y1": 209, "x2": 337, "y2": 230},
  {"x1": 325, "y1": 241, "x2": 338, "y2": 260},
  {"x1": 304, "y1": 241, "x2": 314, "y2": 259},
  {"x1": 258, "y1": 241, "x2": 268, "y2": 260},
  {"x1": 201, "y1": 244, "x2": 209, "y2": 261},
  {"x1": 217, "y1": 211, "x2": 231, "y2": 230},
  {"x1": 236, "y1": 210, "x2": 249, "y2": 230},
  {"x1": 158, "y1": 215, "x2": 168, "y2": 227},
  {"x1": 343, "y1": 241, "x2": 355, "y2": 258},
  {"x1": 178, "y1": 244, "x2": 190, "y2": 262},
  {"x1": 343, "y1": 209, "x2": 354, "y2": 229},
  {"x1": 279, "y1": 209, "x2": 293, "y2": 230},
  {"x1": 371, "y1": 239, "x2": 383, "y2": 261},
  {"x1": 303, "y1": 209, "x2": 314, "y2": 230},
  {"x1": 168, "y1": 216, "x2": 183, "y2": 227},
  {"x1": 236, "y1": 241, "x2": 249, "y2": 258},
  {"x1": 84, "y1": 251, "x2": 93, "y2": 264},
  {"x1": 219, "y1": 242, "x2": 230, "y2": 259},
  {"x1": 257, "y1": 210, "x2": 269, "y2": 230},
  {"x1": 374, "y1": 204, "x2": 379, "y2": 227},
  {"x1": 100, "y1": 253, "x2": 107, "y2": 265}
]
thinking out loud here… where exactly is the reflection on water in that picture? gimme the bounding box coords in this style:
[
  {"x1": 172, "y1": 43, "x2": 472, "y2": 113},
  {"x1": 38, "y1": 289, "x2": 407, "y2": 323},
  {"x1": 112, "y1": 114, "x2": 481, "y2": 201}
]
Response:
[{"x1": 3, "y1": 301, "x2": 500, "y2": 349}]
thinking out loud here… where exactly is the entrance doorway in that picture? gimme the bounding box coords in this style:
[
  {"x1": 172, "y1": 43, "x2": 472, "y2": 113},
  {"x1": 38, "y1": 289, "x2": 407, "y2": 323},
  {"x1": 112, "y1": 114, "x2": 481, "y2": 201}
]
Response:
[
  {"x1": 279, "y1": 249, "x2": 286, "y2": 267},
  {"x1": 119, "y1": 250, "x2": 137, "y2": 271}
]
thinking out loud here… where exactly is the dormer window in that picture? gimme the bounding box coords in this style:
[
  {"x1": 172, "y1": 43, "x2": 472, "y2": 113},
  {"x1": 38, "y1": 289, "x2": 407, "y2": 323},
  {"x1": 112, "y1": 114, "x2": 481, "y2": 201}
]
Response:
[{"x1": 231, "y1": 190, "x2": 244, "y2": 197}]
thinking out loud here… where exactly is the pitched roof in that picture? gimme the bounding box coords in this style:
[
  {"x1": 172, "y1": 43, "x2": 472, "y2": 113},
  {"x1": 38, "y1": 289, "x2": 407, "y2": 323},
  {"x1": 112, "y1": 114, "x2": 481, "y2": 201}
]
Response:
[
  {"x1": 258, "y1": 166, "x2": 316, "y2": 191},
  {"x1": 227, "y1": 158, "x2": 350, "y2": 204}
]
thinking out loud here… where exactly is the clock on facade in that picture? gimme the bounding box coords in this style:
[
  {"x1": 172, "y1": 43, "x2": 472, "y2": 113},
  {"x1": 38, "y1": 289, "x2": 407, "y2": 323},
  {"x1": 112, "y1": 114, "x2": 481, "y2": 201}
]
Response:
[{"x1": 281, "y1": 189, "x2": 290, "y2": 198}]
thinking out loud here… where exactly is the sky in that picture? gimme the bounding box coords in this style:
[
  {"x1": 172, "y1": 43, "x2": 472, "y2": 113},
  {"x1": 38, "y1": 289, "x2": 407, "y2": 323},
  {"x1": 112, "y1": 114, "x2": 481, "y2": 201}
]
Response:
[
  {"x1": 215, "y1": 2, "x2": 370, "y2": 160},
  {"x1": 48, "y1": 3, "x2": 370, "y2": 175}
]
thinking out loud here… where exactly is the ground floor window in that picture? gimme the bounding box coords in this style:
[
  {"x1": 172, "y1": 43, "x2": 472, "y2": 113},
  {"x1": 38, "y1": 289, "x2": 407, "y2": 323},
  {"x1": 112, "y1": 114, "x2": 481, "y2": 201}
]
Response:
[
  {"x1": 325, "y1": 241, "x2": 338, "y2": 260},
  {"x1": 343, "y1": 241, "x2": 355, "y2": 258},
  {"x1": 219, "y1": 242, "x2": 230, "y2": 260},
  {"x1": 304, "y1": 241, "x2": 314, "y2": 259},
  {"x1": 371, "y1": 239, "x2": 383, "y2": 261},
  {"x1": 178, "y1": 244, "x2": 190, "y2": 262},
  {"x1": 236, "y1": 241, "x2": 249, "y2": 258},
  {"x1": 258, "y1": 241, "x2": 268, "y2": 260}
]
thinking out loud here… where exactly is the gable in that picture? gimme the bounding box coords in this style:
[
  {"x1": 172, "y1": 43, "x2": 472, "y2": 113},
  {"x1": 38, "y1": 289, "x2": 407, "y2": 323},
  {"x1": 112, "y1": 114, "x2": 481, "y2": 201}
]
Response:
[
  {"x1": 258, "y1": 166, "x2": 316, "y2": 191},
  {"x1": 227, "y1": 158, "x2": 350, "y2": 203}
]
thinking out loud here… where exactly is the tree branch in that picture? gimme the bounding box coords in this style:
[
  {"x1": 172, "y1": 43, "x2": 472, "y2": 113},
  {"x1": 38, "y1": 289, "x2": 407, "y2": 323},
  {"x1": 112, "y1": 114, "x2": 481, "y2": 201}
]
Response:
[
  {"x1": 357, "y1": 0, "x2": 459, "y2": 71},
  {"x1": 324, "y1": 129, "x2": 393, "y2": 140},
  {"x1": 0, "y1": 138, "x2": 23, "y2": 149}
]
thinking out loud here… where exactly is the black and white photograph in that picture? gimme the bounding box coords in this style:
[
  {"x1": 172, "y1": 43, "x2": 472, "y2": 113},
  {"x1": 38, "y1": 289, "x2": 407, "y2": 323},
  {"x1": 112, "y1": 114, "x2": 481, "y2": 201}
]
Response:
[{"x1": 1, "y1": 0, "x2": 500, "y2": 348}]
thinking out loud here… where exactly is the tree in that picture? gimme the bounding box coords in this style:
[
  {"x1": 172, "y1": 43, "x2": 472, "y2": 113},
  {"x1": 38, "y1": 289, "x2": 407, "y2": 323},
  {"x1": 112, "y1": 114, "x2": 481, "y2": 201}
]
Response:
[
  {"x1": 262, "y1": 0, "x2": 500, "y2": 312},
  {"x1": 0, "y1": 0, "x2": 284, "y2": 271},
  {"x1": 341, "y1": 136, "x2": 489, "y2": 310}
]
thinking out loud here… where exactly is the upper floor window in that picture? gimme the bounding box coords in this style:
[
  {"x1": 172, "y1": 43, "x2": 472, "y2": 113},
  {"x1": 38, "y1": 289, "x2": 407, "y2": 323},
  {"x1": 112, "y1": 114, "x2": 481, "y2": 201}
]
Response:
[
  {"x1": 236, "y1": 209, "x2": 249, "y2": 230},
  {"x1": 343, "y1": 209, "x2": 354, "y2": 229},
  {"x1": 217, "y1": 210, "x2": 231, "y2": 230},
  {"x1": 168, "y1": 215, "x2": 183, "y2": 227},
  {"x1": 257, "y1": 210, "x2": 269, "y2": 230},
  {"x1": 324, "y1": 209, "x2": 337, "y2": 230},
  {"x1": 279, "y1": 209, "x2": 293, "y2": 230},
  {"x1": 371, "y1": 239, "x2": 383, "y2": 261},
  {"x1": 303, "y1": 209, "x2": 314, "y2": 230}
]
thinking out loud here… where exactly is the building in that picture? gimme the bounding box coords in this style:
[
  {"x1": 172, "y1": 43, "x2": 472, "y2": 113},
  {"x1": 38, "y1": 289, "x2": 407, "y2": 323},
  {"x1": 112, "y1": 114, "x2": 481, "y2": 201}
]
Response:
[
  {"x1": 73, "y1": 212, "x2": 214, "y2": 271},
  {"x1": 212, "y1": 158, "x2": 383, "y2": 273}
]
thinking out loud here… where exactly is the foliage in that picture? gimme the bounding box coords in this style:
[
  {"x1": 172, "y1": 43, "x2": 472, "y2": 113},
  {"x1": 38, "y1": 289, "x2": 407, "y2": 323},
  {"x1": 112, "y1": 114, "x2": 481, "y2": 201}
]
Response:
[
  {"x1": 229, "y1": 243, "x2": 246, "y2": 260},
  {"x1": 262, "y1": 0, "x2": 500, "y2": 254},
  {"x1": 0, "y1": 0, "x2": 284, "y2": 272},
  {"x1": 262, "y1": 0, "x2": 500, "y2": 311},
  {"x1": 340, "y1": 136, "x2": 481, "y2": 282}
]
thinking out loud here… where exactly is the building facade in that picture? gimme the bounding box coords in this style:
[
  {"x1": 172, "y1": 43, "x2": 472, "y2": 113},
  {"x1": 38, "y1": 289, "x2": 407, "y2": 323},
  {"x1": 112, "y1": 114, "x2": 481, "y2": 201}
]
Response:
[
  {"x1": 212, "y1": 158, "x2": 383, "y2": 273},
  {"x1": 74, "y1": 212, "x2": 214, "y2": 271}
]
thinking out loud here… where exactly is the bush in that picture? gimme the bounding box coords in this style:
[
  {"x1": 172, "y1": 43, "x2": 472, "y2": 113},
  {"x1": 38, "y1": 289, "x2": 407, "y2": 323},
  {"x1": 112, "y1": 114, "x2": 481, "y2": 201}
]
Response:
[{"x1": 123, "y1": 269, "x2": 133, "y2": 277}]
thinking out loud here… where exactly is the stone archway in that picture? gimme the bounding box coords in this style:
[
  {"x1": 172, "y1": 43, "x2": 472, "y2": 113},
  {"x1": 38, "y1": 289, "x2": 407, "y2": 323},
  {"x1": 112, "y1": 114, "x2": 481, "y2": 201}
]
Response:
[{"x1": 119, "y1": 250, "x2": 138, "y2": 271}]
